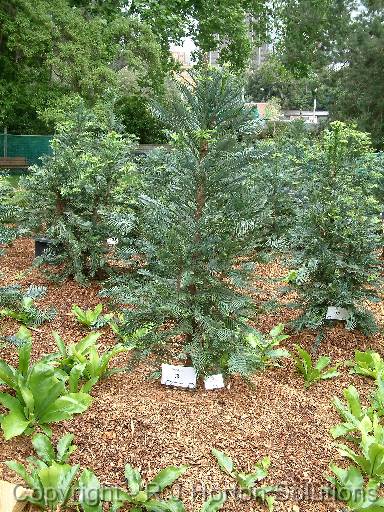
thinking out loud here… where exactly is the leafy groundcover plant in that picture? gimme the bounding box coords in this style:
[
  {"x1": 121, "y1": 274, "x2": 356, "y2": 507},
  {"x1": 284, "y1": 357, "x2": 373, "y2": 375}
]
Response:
[
  {"x1": 103, "y1": 69, "x2": 289, "y2": 377},
  {"x1": 352, "y1": 350, "x2": 384, "y2": 379},
  {"x1": 327, "y1": 383, "x2": 384, "y2": 511},
  {"x1": 335, "y1": 414, "x2": 384, "y2": 481},
  {"x1": 294, "y1": 344, "x2": 339, "y2": 388},
  {"x1": 50, "y1": 331, "x2": 131, "y2": 391},
  {"x1": 0, "y1": 333, "x2": 92, "y2": 439},
  {"x1": 7, "y1": 433, "x2": 189, "y2": 512},
  {"x1": 330, "y1": 385, "x2": 372, "y2": 440},
  {"x1": 6, "y1": 432, "x2": 255, "y2": 512},
  {"x1": 7, "y1": 432, "x2": 81, "y2": 511},
  {"x1": 212, "y1": 449, "x2": 278, "y2": 511},
  {"x1": 326, "y1": 464, "x2": 384, "y2": 511},
  {"x1": 0, "y1": 284, "x2": 56, "y2": 326},
  {"x1": 288, "y1": 122, "x2": 382, "y2": 335},
  {"x1": 72, "y1": 303, "x2": 113, "y2": 329}
]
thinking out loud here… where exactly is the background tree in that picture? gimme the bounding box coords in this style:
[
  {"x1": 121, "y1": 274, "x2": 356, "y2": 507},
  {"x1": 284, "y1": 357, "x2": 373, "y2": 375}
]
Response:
[
  {"x1": 273, "y1": 0, "x2": 352, "y2": 75},
  {"x1": 271, "y1": 0, "x2": 384, "y2": 148},
  {"x1": 116, "y1": 95, "x2": 167, "y2": 144},
  {"x1": 0, "y1": 0, "x2": 164, "y2": 135},
  {"x1": 247, "y1": 57, "x2": 334, "y2": 110},
  {"x1": 126, "y1": 0, "x2": 272, "y2": 70},
  {"x1": 331, "y1": 1, "x2": 384, "y2": 147}
]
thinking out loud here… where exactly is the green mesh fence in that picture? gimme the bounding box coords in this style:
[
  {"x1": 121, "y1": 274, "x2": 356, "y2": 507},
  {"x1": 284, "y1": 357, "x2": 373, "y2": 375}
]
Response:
[{"x1": 0, "y1": 134, "x2": 52, "y2": 167}]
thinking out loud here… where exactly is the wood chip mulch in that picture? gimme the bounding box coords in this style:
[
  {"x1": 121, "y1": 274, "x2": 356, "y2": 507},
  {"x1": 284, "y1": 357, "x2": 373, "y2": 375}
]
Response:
[{"x1": 1, "y1": 239, "x2": 383, "y2": 511}]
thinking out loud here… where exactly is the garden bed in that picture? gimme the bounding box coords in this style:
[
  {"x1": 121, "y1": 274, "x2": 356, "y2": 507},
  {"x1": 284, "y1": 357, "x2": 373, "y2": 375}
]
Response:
[{"x1": 1, "y1": 238, "x2": 383, "y2": 511}]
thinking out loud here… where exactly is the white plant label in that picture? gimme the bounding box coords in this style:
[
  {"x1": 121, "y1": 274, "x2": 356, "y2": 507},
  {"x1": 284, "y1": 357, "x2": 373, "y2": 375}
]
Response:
[
  {"x1": 161, "y1": 364, "x2": 197, "y2": 389},
  {"x1": 325, "y1": 306, "x2": 350, "y2": 321},
  {"x1": 204, "y1": 374, "x2": 225, "y2": 390}
]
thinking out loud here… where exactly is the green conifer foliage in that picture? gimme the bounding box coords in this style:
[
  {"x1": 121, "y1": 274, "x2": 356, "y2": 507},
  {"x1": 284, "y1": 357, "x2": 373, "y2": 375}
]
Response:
[
  {"x1": 289, "y1": 121, "x2": 382, "y2": 335},
  {"x1": 18, "y1": 101, "x2": 137, "y2": 283},
  {"x1": 0, "y1": 177, "x2": 19, "y2": 248},
  {"x1": 250, "y1": 122, "x2": 313, "y2": 251},
  {"x1": 104, "y1": 69, "x2": 272, "y2": 375}
]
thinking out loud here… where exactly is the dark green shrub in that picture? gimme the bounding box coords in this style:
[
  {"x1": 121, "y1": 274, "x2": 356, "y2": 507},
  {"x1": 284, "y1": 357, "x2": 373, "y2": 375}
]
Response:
[
  {"x1": 116, "y1": 95, "x2": 167, "y2": 144},
  {"x1": 18, "y1": 101, "x2": 138, "y2": 283},
  {"x1": 288, "y1": 121, "x2": 382, "y2": 334}
]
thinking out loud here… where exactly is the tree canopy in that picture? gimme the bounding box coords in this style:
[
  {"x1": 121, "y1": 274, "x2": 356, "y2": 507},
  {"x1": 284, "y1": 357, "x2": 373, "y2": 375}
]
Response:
[
  {"x1": 331, "y1": 1, "x2": 384, "y2": 146},
  {"x1": 0, "y1": 0, "x2": 164, "y2": 133}
]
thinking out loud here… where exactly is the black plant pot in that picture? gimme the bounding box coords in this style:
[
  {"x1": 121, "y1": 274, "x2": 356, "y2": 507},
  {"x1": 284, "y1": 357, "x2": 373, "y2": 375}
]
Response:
[{"x1": 34, "y1": 237, "x2": 53, "y2": 257}]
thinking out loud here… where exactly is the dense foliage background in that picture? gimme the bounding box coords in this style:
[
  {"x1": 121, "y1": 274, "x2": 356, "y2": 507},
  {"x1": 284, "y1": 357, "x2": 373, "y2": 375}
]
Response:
[{"x1": 2, "y1": 0, "x2": 382, "y2": 146}]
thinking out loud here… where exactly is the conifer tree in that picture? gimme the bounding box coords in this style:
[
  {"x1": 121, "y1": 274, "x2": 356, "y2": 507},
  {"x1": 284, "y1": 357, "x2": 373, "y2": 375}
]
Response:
[
  {"x1": 17, "y1": 101, "x2": 137, "y2": 283},
  {"x1": 250, "y1": 121, "x2": 313, "y2": 250},
  {"x1": 104, "y1": 69, "x2": 285, "y2": 375},
  {"x1": 0, "y1": 178, "x2": 18, "y2": 248},
  {"x1": 288, "y1": 121, "x2": 382, "y2": 335}
]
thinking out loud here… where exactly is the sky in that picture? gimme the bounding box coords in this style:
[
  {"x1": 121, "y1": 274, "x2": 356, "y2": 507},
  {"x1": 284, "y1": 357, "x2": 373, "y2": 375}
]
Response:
[{"x1": 170, "y1": 38, "x2": 196, "y2": 55}]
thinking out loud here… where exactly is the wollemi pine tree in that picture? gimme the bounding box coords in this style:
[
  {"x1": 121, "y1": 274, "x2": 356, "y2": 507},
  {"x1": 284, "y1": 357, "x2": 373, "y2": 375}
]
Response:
[
  {"x1": 104, "y1": 69, "x2": 288, "y2": 376},
  {"x1": 289, "y1": 122, "x2": 382, "y2": 335}
]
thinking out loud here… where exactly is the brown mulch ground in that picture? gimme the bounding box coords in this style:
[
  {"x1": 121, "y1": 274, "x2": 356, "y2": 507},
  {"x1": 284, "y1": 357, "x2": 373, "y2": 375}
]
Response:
[{"x1": 1, "y1": 239, "x2": 383, "y2": 511}]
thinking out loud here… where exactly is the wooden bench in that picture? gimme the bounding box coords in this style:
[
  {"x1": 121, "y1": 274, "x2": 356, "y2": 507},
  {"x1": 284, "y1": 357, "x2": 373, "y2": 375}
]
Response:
[{"x1": 0, "y1": 157, "x2": 28, "y2": 168}]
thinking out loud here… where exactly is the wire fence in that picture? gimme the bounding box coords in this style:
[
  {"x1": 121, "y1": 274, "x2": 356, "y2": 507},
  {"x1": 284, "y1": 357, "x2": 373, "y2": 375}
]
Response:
[{"x1": 0, "y1": 133, "x2": 52, "y2": 167}]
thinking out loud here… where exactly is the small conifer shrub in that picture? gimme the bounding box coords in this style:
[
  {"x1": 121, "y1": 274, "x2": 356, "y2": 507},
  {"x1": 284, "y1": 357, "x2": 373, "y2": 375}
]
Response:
[{"x1": 288, "y1": 122, "x2": 382, "y2": 334}]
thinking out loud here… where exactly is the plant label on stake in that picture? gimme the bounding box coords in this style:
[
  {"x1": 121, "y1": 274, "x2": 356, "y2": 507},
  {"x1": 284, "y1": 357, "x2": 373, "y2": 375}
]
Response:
[
  {"x1": 161, "y1": 364, "x2": 197, "y2": 389},
  {"x1": 325, "y1": 306, "x2": 351, "y2": 321},
  {"x1": 204, "y1": 374, "x2": 225, "y2": 390}
]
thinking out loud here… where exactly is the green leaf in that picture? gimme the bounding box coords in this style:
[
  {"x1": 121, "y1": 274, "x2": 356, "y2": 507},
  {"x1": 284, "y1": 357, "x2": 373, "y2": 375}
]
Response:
[
  {"x1": 200, "y1": 493, "x2": 226, "y2": 512},
  {"x1": 94, "y1": 304, "x2": 103, "y2": 317},
  {"x1": 99, "y1": 486, "x2": 131, "y2": 503},
  {"x1": 75, "y1": 332, "x2": 101, "y2": 354},
  {"x1": 315, "y1": 356, "x2": 331, "y2": 372},
  {"x1": 269, "y1": 324, "x2": 285, "y2": 338},
  {"x1": 39, "y1": 392, "x2": 92, "y2": 424},
  {"x1": 0, "y1": 393, "x2": 30, "y2": 439},
  {"x1": 294, "y1": 345, "x2": 312, "y2": 374},
  {"x1": 236, "y1": 472, "x2": 258, "y2": 490},
  {"x1": 124, "y1": 464, "x2": 142, "y2": 496},
  {"x1": 321, "y1": 369, "x2": 340, "y2": 380},
  {"x1": 5, "y1": 460, "x2": 36, "y2": 488},
  {"x1": 0, "y1": 360, "x2": 17, "y2": 389},
  {"x1": 147, "y1": 466, "x2": 188, "y2": 497},
  {"x1": 19, "y1": 380, "x2": 35, "y2": 414},
  {"x1": 69, "y1": 363, "x2": 86, "y2": 392},
  {"x1": 144, "y1": 497, "x2": 185, "y2": 511},
  {"x1": 265, "y1": 495, "x2": 275, "y2": 512},
  {"x1": 330, "y1": 423, "x2": 352, "y2": 439},
  {"x1": 32, "y1": 433, "x2": 55, "y2": 464},
  {"x1": 38, "y1": 462, "x2": 79, "y2": 508},
  {"x1": 17, "y1": 331, "x2": 32, "y2": 375},
  {"x1": 53, "y1": 332, "x2": 67, "y2": 357},
  {"x1": 81, "y1": 376, "x2": 99, "y2": 394},
  {"x1": 56, "y1": 433, "x2": 76, "y2": 463},
  {"x1": 79, "y1": 468, "x2": 102, "y2": 512},
  {"x1": 28, "y1": 363, "x2": 66, "y2": 419},
  {"x1": 211, "y1": 449, "x2": 234, "y2": 475},
  {"x1": 345, "y1": 386, "x2": 363, "y2": 419},
  {"x1": 254, "y1": 456, "x2": 271, "y2": 480}
]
